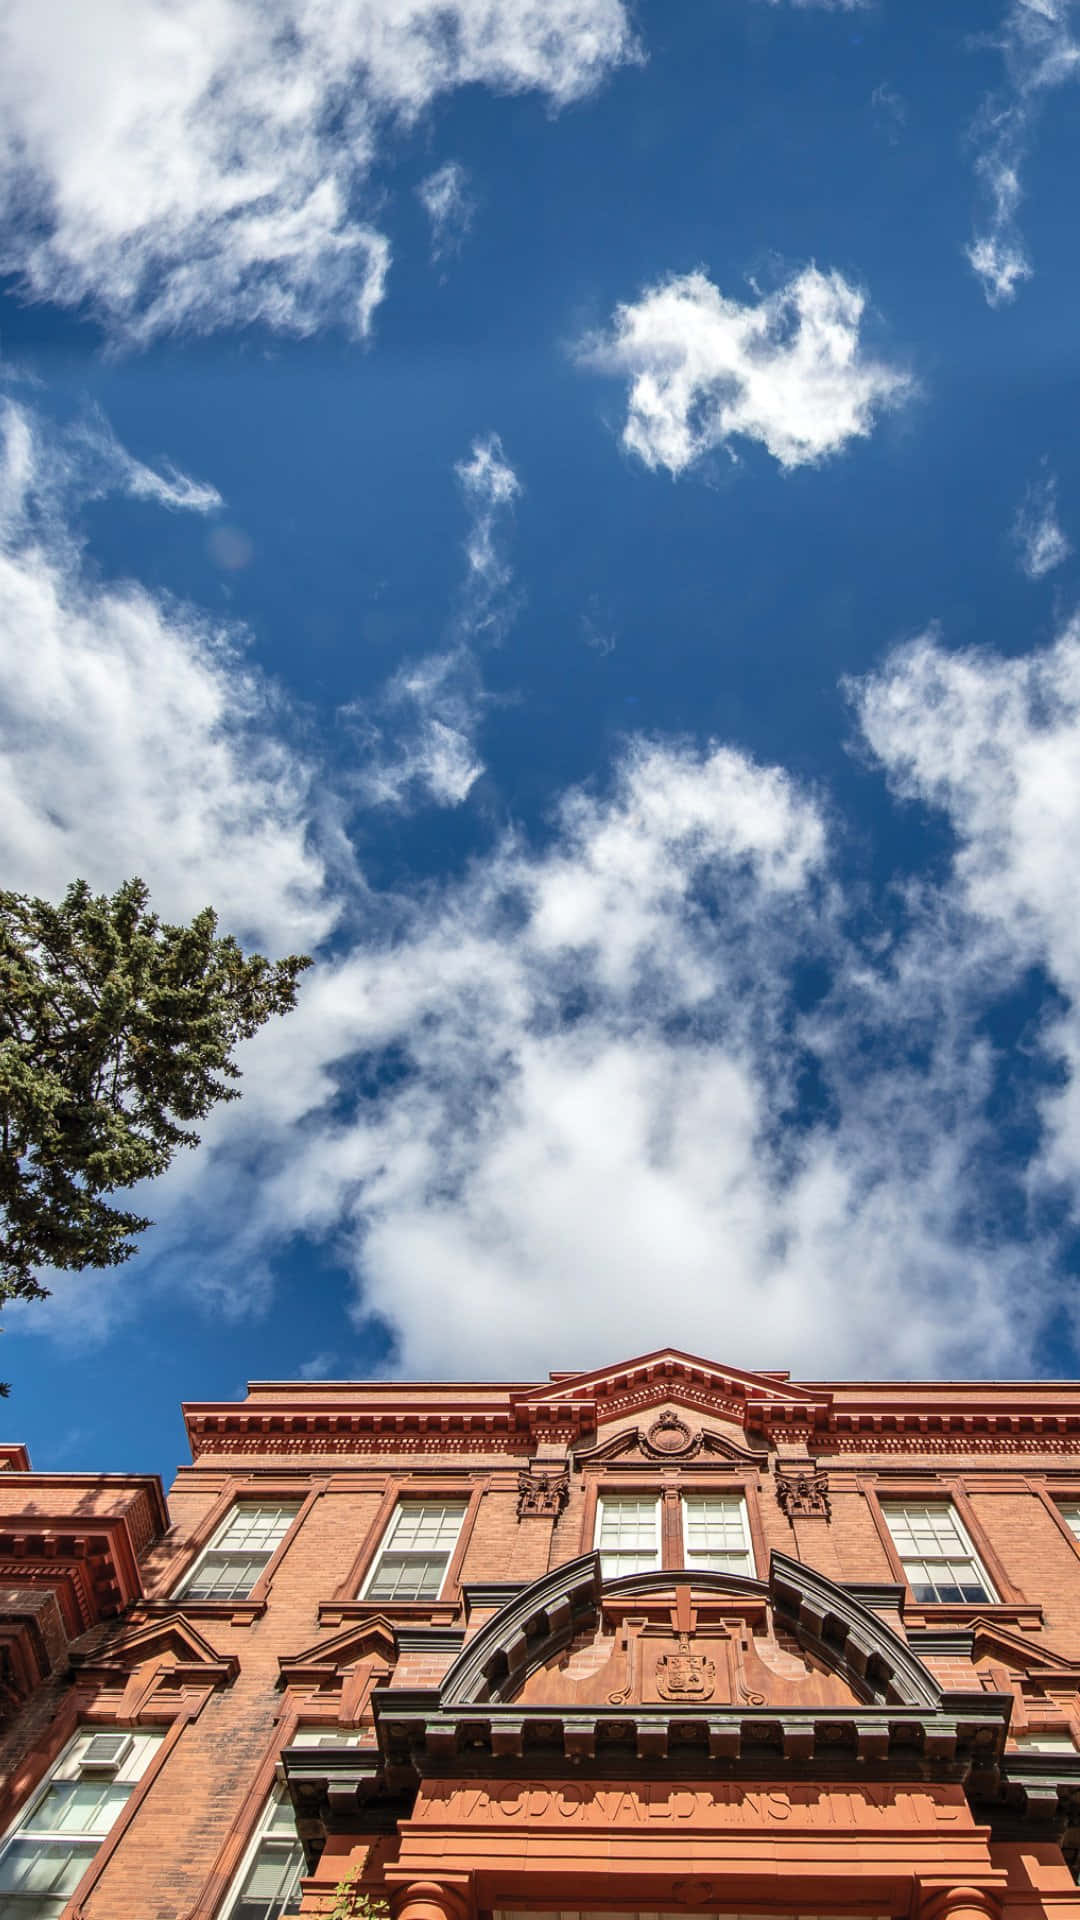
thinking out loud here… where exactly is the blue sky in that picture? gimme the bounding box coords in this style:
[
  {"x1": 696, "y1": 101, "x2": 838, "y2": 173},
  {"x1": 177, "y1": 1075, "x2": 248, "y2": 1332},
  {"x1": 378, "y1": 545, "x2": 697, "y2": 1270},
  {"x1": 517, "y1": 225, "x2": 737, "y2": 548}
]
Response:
[{"x1": 2, "y1": 0, "x2": 1080, "y2": 1482}]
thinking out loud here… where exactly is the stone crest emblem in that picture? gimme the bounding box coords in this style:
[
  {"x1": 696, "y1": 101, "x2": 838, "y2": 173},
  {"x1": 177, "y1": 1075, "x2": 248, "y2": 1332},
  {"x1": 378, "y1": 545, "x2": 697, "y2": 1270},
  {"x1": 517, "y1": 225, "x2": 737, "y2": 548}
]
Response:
[{"x1": 655, "y1": 1635, "x2": 716, "y2": 1699}]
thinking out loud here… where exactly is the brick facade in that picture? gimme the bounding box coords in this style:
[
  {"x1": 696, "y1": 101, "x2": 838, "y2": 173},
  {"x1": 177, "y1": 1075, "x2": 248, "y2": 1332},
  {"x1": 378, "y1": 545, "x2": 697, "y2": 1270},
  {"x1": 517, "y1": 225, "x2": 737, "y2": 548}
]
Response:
[{"x1": 4, "y1": 1348, "x2": 1080, "y2": 1920}]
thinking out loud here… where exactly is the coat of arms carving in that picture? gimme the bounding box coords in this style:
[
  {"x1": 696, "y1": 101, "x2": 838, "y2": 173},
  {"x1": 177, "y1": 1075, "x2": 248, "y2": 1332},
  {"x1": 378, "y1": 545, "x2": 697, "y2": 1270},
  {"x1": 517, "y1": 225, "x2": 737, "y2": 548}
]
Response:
[{"x1": 655, "y1": 1635, "x2": 716, "y2": 1699}]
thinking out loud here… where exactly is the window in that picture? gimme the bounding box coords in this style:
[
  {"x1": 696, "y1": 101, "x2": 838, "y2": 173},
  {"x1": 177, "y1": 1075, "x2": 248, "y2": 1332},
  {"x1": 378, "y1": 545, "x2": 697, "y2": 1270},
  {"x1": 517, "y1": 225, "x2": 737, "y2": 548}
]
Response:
[
  {"x1": 1059, "y1": 1504, "x2": 1080, "y2": 1542},
  {"x1": 596, "y1": 1497, "x2": 661, "y2": 1577},
  {"x1": 1013, "y1": 1732, "x2": 1077, "y2": 1752},
  {"x1": 219, "y1": 1791, "x2": 303, "y2": 1920},
  {"x1": 0, "y1": 1728, "x2": 162, "y2": 1920},
  {"x1": 881, "y1": 1501, "x2": 996, "y2": 1604},
  {"x1": 594, "y1": 1494, "x2": 756, "y2": 1578},
  {"x1": 290, "y1": 1729, "x2": 363, "y2": 1749},
  {"x1": 177, "y1": 1502, "x2": 301, "y2": 1602},
  {"x1": 682, "y1": 1495, "x2": 754, "y2": 1575},
  {"x1": 361, "y1": 1501, "x2": 467, "y2": 1602}
]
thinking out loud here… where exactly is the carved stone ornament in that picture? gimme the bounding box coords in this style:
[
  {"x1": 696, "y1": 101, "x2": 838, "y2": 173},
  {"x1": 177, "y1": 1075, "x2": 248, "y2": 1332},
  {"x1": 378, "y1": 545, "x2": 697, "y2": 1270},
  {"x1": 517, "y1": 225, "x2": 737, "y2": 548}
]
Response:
[
  {"x1": 517, "y1": 1467, "x2": 570, "y2": 1519},
  {"x1": 642, "y1": 1409, "x2": 702, "y2": 1459},
  {"x1": 775, "y1": 1466, "x2": 831, "y2": 1520},
  {"x1": 655, "y1": 1636, "x2": 717, "y2": 1701}
]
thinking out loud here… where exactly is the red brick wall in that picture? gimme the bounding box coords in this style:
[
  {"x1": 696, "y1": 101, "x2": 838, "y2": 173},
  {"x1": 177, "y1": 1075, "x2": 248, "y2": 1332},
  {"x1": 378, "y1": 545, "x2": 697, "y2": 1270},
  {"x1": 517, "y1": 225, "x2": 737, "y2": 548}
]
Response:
[{"x1": 2, "y1": 1372, "x2": 1080, "y2": 1917}]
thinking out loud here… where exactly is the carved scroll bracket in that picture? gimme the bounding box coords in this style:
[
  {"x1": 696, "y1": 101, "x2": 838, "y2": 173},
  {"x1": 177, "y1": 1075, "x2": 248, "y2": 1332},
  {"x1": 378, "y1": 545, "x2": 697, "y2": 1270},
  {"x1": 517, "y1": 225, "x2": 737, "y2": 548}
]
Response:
[
  {"x1": 775, "y1": 1466, "x2": 831, "y2": 1521},
  {"x1": 517, "y1": 1468, "x2": 570, "y2": 1519}
]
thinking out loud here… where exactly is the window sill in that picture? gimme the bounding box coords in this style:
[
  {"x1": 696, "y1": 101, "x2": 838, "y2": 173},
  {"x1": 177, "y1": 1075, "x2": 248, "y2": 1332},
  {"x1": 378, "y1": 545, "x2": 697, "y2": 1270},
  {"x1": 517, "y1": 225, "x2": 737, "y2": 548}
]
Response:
[
  {"x1": 317, "y1": 1600, "x2": 458, "y2": 1628},
  {"x1": 903, "y1": 1600, "x2": 1043, "y2": 1631},
  {"x1": 138, "y1": 1595, "x2": 267, "y2": 1626}
]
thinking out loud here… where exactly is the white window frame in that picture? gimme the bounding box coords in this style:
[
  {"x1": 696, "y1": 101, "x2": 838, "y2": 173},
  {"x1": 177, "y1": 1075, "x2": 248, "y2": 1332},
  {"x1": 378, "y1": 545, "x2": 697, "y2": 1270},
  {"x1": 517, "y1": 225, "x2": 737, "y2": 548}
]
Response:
[
  {"x1": 881, "y1": 1500, "x2": 997, "y2": 1605},
  {"x1": 360, "y1": 1499, "x2": 468, "y2": 1603},
  {"x1": 1012, "y1": 1732, "x2": 1077, "y2": 1752},
  {"x1": 680, "y1": 1493, "x2": 755, "y2": 1576},
  {"x1": 175, "y1": 1501, "x2": 302, "y2": 1603},
  {"x1": 217, "y1": 1787, "x2": 304, "y2": 1920},
  {"x1": 1058, "y1": 1503, "x2": 1080, "y2": 1543},
  {"x1": 0, "y1": 1727, "x2": 162, "y2": 1919},
  {"x1": 594, "y1": 1494, "x2": 662, "y2": 1578}
]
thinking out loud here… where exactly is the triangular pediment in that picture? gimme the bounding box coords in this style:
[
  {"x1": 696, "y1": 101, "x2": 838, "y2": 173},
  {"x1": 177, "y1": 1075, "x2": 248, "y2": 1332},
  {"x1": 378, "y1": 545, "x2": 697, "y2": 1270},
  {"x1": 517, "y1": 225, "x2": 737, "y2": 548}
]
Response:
[
  {"x1": 512, "y1": 1350, "x2": 830, "y2": 1435},
  {"x1": 69, "y1": 1612, "x2": 238, "y2": 1686},
  {"x1": 970, "y1": 1618, "x2": 1080, "y2": 1684},
  {"x1": 278, "y1": 1615, "x2": 397, "y2": 1688}
]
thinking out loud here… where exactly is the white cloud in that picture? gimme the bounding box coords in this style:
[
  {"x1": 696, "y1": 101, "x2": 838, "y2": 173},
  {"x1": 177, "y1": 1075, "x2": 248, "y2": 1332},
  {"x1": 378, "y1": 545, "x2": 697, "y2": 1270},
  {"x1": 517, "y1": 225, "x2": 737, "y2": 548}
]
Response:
[
  {"x1": 161, "y1": 723, "x2": 1051, "y2": 1383},
  {"x1": 346, "y1": 433, "x2": 521, "y2": 810},
  {"x1": 418, "y1": 161, "x2": 475, "y2": 260},
  {"x1": 0, "y1": 0, "x2": 637, "y2": 344},
  {"x1": 852, "y1": 623, "x2": 1080, "y2": 1197},
  {"x1": 967, "y1": 0, "x2": 1080, "y2": 306},
  {"x1": 0, "y1": 396, "x2": 337, "y2": 951},
  {"x1": 583, "y1": 265, "x2": 911, "y2": 477},
  {"x1": 10, "y1": 403, "x2": 1080, "y2": 1386},
  {"x1": 352, "y1": 647, "x2": 485, "y2": 809},
  {"x1": 1014, "y1": 468, "x2": 1071, "y2": 578},
  {"x1": 761, "y1": 0, "x2": 867, "y2": 10},
  {"x1": 455, "y1": 431, "x2": 523, "y2": 610}
]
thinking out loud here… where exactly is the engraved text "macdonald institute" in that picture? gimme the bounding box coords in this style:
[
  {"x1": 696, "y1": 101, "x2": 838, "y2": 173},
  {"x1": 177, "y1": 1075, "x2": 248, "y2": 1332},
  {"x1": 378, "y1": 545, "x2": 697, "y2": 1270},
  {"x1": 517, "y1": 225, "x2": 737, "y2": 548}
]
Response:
[{"x1": 414, "y1": 1784, "x2": 967, "y2": 1828}]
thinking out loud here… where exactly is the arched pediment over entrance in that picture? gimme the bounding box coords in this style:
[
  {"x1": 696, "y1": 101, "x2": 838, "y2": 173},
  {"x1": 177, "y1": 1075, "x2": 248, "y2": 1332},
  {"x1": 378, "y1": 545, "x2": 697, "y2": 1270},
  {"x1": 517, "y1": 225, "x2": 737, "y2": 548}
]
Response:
[{"x1": 439, "y1": 1551, "x2": 941, "y2": 1712}]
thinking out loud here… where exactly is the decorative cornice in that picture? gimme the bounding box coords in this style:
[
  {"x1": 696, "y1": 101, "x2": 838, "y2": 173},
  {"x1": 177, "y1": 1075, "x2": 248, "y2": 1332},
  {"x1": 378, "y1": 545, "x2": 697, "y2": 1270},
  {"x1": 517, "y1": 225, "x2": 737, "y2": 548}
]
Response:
[
  {"x1": 462, "y1": 1583, "x2": 526, "y2": 1617},
  {"x1": 907, "y1": 1630, "x2": 976, "y2": 1658},
  {"x1": 395, "y1": 1629, "x2": 466, "y2": 1655},
  {"x1": 842, "y1": 1583, "x2": 907, "y2": 1614},
  {"x1": 373, "y1": 1696, "x2": 1009, "y2": 1779}
]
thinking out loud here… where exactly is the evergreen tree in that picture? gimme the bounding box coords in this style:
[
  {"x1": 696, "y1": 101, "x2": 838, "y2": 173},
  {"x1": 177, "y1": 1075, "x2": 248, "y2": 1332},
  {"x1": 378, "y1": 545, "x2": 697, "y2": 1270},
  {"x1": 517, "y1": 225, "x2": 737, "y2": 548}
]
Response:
[{"x1": 0, "y1": 878, "x2": 311, "y2": 1385}]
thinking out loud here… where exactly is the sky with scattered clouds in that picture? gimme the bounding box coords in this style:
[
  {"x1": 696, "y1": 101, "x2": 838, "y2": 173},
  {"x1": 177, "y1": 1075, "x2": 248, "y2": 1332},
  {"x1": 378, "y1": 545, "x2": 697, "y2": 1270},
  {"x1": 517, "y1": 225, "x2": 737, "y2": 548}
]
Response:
[{"x1": 3, "y1": 0, "x2": 1080, "y2": 1476}]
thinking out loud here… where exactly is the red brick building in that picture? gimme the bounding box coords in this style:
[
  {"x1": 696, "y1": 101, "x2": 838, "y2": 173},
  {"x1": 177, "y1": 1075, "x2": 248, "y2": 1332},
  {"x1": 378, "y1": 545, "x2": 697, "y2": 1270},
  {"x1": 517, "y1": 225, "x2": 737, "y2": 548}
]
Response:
[{"x1": 4, "y1": 1349, "x2": 1080, "y2": 1920}]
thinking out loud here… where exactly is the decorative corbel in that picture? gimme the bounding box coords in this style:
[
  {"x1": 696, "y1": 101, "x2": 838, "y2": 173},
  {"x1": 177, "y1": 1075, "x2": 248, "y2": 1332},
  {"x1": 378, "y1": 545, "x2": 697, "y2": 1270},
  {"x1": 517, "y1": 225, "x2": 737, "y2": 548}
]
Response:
[
  {"x1": 775, "y1": 1466, "x2": 831, "y2": 1520},
  {"x1": 516, "y1": 1468, "x2": 570, "y2": 1519}
]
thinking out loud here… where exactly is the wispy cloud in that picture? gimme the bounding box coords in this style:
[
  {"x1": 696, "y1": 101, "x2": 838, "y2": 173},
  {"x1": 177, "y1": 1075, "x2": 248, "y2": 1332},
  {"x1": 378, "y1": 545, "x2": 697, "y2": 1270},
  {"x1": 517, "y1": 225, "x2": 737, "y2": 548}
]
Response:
[
  {"x1": 582, "y1": 265, "x2": 912, "y2": 477},
  {"x1": 348, "y1": 433, "x2": 521, "y2": 811},
  {"x1": 351, "y1": 647, "x2": 485, "y2": 810},
  {"x1": 967, "y1": 0, "x2": 1080, "y2": 306},
  {"x1": 870, "y1": 82, "x2": 908, "y2": 145},
  {"x1": 1013, "y1": 467, "x2": 1071, "y2": 578},
  {"x1": 455, "y1": 432, "x2": 523, "y2": 618},
  {"x1": 0, "y1": 0, "x2": 637, "y2": 345},
  {"x1": 418, "y1": 161, "x2": 475, "y2": 261}
]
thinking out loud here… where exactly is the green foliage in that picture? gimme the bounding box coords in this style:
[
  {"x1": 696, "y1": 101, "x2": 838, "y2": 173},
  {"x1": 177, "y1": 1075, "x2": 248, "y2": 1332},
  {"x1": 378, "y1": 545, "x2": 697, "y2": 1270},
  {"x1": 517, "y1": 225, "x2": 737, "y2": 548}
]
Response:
[
  {"x1": 329, "y1": 1875, "x2": 389, "y2": 1920},
  {"x1": 0, "y1": 878, "x2": 311, "y2": 1367}
]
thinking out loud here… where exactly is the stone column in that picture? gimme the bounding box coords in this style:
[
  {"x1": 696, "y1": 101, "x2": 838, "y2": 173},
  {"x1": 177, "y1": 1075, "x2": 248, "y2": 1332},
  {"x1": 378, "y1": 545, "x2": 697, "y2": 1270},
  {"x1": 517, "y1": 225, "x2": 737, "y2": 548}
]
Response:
[
  {"x1": 919, "y1": 1883, "x2": 1001, "y2": 1920},
  {"x1": 391, "y1": 1880, "x2": 469, "y2": 1920}
]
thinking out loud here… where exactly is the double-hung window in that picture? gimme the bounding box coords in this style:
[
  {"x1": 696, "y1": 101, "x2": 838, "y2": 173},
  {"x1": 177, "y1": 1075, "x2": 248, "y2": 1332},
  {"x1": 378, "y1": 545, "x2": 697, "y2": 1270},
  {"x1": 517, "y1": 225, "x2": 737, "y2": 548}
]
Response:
[
  {"x1": 596, "y1": 1496, "x2": 662, "y2": 1577},
  {"x1": 682, "y1": 1494, "x2": 754, "y2": 1575},
  {"x1": 219, "y1": 1728, "x2": 366, "y2": 1920},
  {"x1": 176, "y1": 1502, "x2": 301, "y2": 1602},
  {"x1": 362, "y1": 1501, "x2": 467, "y2": 1602},
  {"x1": 0, "y1": 1728, "x2": 162, "y2": 1919},
  {"x1": 219, "y1": 1790, "x2": 303, "y2": 1920},
  {"x1": 881, "y1": 1501, "x2": 995, "y2": 1604},
  {"x1": 596, "y1": 1493, "x2": 754, "y2": 1578}
]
